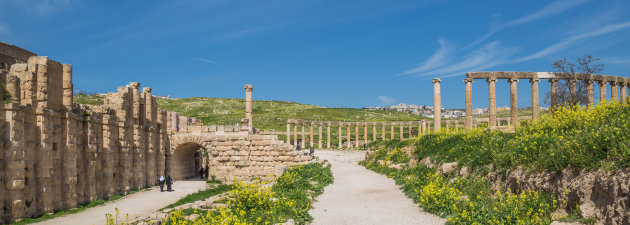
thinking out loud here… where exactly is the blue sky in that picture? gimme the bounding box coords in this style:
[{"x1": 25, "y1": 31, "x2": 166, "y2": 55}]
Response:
[{"x1": 1, "y1": 0, "x2": 629, "y2": 109}]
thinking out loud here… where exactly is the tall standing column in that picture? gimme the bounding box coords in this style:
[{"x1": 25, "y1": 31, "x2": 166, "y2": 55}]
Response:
[
  {"x1": 549, "y1": 78, "x2": 558, "y2": 108},
  {"x1": 399, "y1": 123, "x2": 404, "y2": 140},
  {"x1": 408, "y1": 123, "x2": 412, "y2": 138},
  {"x1": 355, "y1": 122, "x2": 359, "y2": 148},
  {"x1": 487, "y1": 77, "x2": 497, "y2": 128},
  {"x1": 372, "y1": 123, "x2": 377, "y2": 141},
  {"x1": 287, "y1": 122, "x2": 291, "y2": 145},
  {"x1": 327, "y1": 123, "x2": 331, "y2": 149},
  {"x1": 301, "y1": 123, "x2": 306, "y2": 148},
  {"x1": 569, "y1": 79, "x2": 577, "y2": 103},
  {"x1": 364, "y1": 123, "x2": 368, "y2": 145},
  {"x1": 586, "y1": 80, "x2": 594, "y2": 106},
  {"x1": 464, "y1": 78, "x2": 473, "y2": 129},
  {"x1": 599, "y1": 80, "x2": 607, "y2": 103},
  {"x1": 347, "y1": 123, "x2": 351, "y2": 148},
  {"x1": 338, "y1": 124, "x2": 342, "y2": 148},
  {"x1": 318, "y1": 124, "x2": 323, "y2": 148},
  {"x1": 620, "y1": 82, "x2": 627, "y2": 104},
  {"x1": 381, "y1": 123, "x2": 385, "y2": 140},
  {"x1": 244, "y1": 84, "x2": 254, "y2": 130},
  {"x1": 433, "y1": 78, "x2": 442, "y2": 131},
  {"x1": 509, "y1": 78, "x2": 519, "y2": 126},
  {"x1": 611, "y1": 81, "x2": 619, "y2": 102},
  {"x1": 310, "y1": 123, "x2": 314, "y2": 148},
  {"x1": 445, "y1": 121, "x2": 450, "y2": 131},
  {"x1": 422, "y1": 121, "x2": 426, "y2": 135},
  {"x1": 294, "y1": 123, "x2": 298, "y2": 149},
  {"x1": 530, "y1": 78, "x2": 540, "y2": 120},
  {"x1": 390, "y1": 123, "x2": 394, "y2": 140}
]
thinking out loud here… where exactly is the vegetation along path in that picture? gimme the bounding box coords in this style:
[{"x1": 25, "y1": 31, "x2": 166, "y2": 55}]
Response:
[
  {"x1": 31, "y1": 180, "x2": 207, "y2": 225},
  {"x1": 310, "y1": 150, "x2": 445, "y2": 225}
]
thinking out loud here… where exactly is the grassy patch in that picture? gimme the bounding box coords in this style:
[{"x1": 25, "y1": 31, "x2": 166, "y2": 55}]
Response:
[
  {"x1": 164, "y1": 184, "x2": 233, "y2": 209},
  {"x1": 165, "y1": 162, "x2": 333, "y2": 225},
  {"x1": 361, "y1": 147, "x2": 557, "y2": 224}
]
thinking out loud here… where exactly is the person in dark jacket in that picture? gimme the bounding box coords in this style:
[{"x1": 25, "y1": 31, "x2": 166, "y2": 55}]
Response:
[
  {"x1": 166, "y1": 176, "x2": 173, "y2": 192},
  {"x1": 205, "y1": 165, "x2": 209, "y2": 179},
  {"x1": 199, "y1": 168, "x2": 204, "y2": 179}
]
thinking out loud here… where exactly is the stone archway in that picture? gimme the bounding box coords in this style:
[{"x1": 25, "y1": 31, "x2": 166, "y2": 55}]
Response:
[{"x1": 169, "y1": 134, "x2": 211, "y2": 180}]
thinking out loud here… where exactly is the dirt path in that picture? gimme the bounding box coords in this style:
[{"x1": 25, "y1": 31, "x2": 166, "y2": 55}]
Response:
[
  {"x1": 33, "y1": 180, "x2": 207, "y2": 225},
  {"x1": 310, "y1": 150, "x2": 445, "y2": 225}
]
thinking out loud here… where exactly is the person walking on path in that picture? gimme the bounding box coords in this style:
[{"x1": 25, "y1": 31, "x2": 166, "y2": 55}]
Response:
[
  {"x1": 158, "y1": 176, "x2": 165, "y2": 192},
  {"x1": 166, "y1": 176, "x2": 173, "y2": 192}
]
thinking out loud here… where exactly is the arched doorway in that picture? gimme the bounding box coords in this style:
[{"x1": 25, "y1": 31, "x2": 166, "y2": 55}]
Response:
[{"x1": 171, "y1": 142, "x2": 205, "y2": 180}]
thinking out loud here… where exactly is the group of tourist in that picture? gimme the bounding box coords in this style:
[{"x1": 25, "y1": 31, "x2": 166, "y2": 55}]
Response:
[{"x1": 158, "y1": 175, "x2": 173, "y2": 192}]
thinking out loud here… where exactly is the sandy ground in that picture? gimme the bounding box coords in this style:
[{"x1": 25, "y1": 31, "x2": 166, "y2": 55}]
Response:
[
  {"x1": 33, "y1": 180, "x2": 207, "y2": 225},
  {"x1": 310, "y1": 150, "x2": 446, "y2": 225}
]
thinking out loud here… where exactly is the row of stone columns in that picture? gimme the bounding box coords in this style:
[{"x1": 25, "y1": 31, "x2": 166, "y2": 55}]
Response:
[
  {"x1": 459, "y1": 74, "x2": 630, "y2": 129},
  {"x1": 285, "y1": 121, "x2": 461, "y2": 149}
]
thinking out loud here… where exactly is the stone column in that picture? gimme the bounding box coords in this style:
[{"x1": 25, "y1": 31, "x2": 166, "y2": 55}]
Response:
[
  {"x1": 62, "y1": 64, "x2": 73, "y2": 107},
  {"x1": 621, "y1": 82, "x2": 627, "y2": 104},
  {"x1": 364, "y1": 123, "x2": 368, "y2": 144},
  {"x1": 372, "y1": 123, "x2": 377, "y2": 141},
  {"x1": 390, "y1": 123, "x2": 394, "y2": 140},
  {"x1": 569, "y1": 79, "x2": 577, "y2": 103},
  {"x1": 327, "y1": 123, "x2": 331, "y2": 149},
  {"x1": 347, "y1": 123, "x2": 351, "y2": 148},
  {"x1": 338, "y1": 124, "x2": 342, "y2": 148},
  {"x1": 399, "y1": 123, "x2": 404, "y2": 140},
  {"x1": 599, "y1": 80, "x2": 607, "y2": 103},
  {"x1": 418, "y1": 122, "x2": 422, "y2": 136},
  {"x1": 455, "y1": 122, "x2": 459, "y2": 131},
  {"x1": 287, "y1": 122, "x2": 291, "y2": 145},
  {"x1": 530, "y1": 78, "x2": 540, "y2": 120},
  {"x1": 244, "y1": 84, "x2": 253, "y2": 128},
  {"x1": 381, "y1": 123, "x2": 385, "y2": 140},
  {"x1": 422, "y1": 121, "x2": 426, "y2": 134},
  {"x1": 408, "y1": 123, "x2": 412, "y2": 138},
  {"x1": 509, "y1": 78, "x2": 519, "y2": 126},
  {"x1": 293, "y1": 123, "x2": 298, "y2": 148},
  {"x1": 487, "y1": 77, "x2": 497, "y2": 128},
  {"x1": 301, "y1": 123, "x2": 305, "y2": 148},
  {"x1": 433, "y1": 78, "x2": 442, "y2": 131},
  {"x1": 611, "y1": 81, "x2": 619, "y2": 102},
  {"x1": 310, "y1": 123, "x2": 314, "y2": 148},
  {"x1": 464, "y1": 78, "x2": 473, "y2": 129},
  {"x1": 549, "y1": 78, "x2": 558, "y2": 108},
  {"x1": 586, "y1": 80, "x2": 594, "y2": 106},
  {"x1": 318, "y1": 123, "x2": 323, "y2": 148},
  {"x1": 355, "y1": 122, "x2": 359, "y2": 148},
  {"x1": 445, "y1": 121, "x2": 450, "y2": 131}
]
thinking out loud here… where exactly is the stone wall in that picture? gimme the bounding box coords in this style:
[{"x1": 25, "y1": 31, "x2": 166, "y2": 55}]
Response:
[
  {"x1": 0, "y1": 47, "x2": 311, "y2": 223},
  {"x1": 0, "y1": 42, "x2": 36, "y2": 71},
  {"x1": 0, "y1": 56, "x2": 170, "y2": 223},
  {"x1": 170, "y1": 133, "x2": 312, "y2": 183}
]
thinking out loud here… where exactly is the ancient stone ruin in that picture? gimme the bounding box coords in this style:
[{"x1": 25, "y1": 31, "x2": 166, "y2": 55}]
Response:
[{"x1": 0, "y1": 42, "x2": 312, "y2": 223}]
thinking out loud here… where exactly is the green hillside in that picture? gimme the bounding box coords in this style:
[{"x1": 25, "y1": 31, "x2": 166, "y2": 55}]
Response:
[{"x1": 74, "y1": 93, "x2": 428, "y2": 130}]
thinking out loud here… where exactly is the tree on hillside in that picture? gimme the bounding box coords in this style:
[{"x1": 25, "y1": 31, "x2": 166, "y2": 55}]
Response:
[{"x1": 544, "y1": 55, "x2": 604, "y2": 107}]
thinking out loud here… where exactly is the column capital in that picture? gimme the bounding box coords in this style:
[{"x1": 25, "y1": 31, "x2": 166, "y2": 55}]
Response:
[
  {"x1": 597, "y1": 80, "x2": 607, "y2": 86},
  {"x1": 463, "y1": 78, "x2": 474, "y2": 83},
  {"x1": 548, "y1": 78, "x2": 559, "y2": 83},
  {"x1": 486, "y1": 77, "x2": 497, "y2": 83},
  {"x1": 584, "y1": 79, "x2": 595, "y2": 85},
  {"x1": 569, "y1": 79, "x2": 578, "y2": 84},
  {"x1": 508, "y1": 77, "x2": 519, "y2": 83},
  {"x1": 529, "y1": 78, "x2": 540, "y2": 83},
  {"x1": 432, "y1": 78, "x2": 442, "y2": 83},
  {"x1": 609, "y1": 80, "x2": 619, "y2": 85},
  {"x1": 244, "y1": 84, "x2": 253, "y2": 91}
]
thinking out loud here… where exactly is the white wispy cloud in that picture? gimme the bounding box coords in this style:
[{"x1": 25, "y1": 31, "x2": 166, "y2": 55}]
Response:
[
  {"x1": 422, "y1": 41, "x2": 518, "y2": 78},
  {"x1": 465, "y1": 0, "x2": 589, "y2": 49},
  {"x1": 193, "y1": 58, "x2": 220, "y2": 65},
  {"x1": 514, "y1": 21, "x2": 630, "y2": 62},
  {"x1": 213, "y1": 25, "x2": 273, "y2": 41},
  {"x1": 400, "y1": 38, "x2": 454, "y2": 75},
  {"x1": 377, "y1": 96, "x2": 396, "y2": 105},
  {"x1": 605, "y1": 57, "x2": 630, "y2": 64}
]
